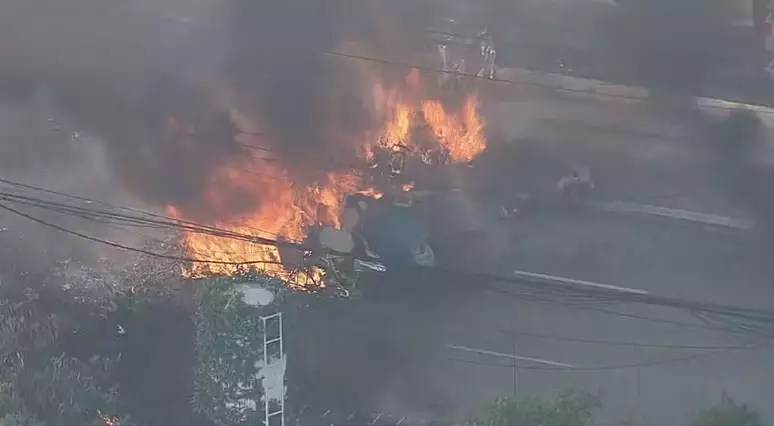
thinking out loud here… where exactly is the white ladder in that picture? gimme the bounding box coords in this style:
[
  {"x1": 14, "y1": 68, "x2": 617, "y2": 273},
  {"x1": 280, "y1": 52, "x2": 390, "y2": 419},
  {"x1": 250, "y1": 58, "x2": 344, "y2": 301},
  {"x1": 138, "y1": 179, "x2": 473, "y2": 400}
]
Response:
[{"x1": 261, "y1": 313, "x2": 285, "y2": 426}]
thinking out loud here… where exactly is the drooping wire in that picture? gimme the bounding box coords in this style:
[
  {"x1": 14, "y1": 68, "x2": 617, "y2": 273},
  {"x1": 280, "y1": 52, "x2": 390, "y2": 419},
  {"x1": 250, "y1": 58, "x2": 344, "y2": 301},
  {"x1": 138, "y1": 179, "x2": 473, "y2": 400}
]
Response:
[
  {"x1": 322, "y1": 50, "x2": 774, "y2": 114},
  {"x1": 0, "y1": 203, "x2": 281, "y2": 267},
  {"x1": 3, "y1": 178, "x2": 774, "y2": 340}
]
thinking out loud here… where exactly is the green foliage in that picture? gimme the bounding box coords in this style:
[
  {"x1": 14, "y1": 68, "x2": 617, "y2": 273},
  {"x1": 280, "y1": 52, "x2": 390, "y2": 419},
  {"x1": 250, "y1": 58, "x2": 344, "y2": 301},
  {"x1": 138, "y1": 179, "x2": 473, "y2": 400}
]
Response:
[
  {"x1": 436, "y1": 390, "x2": 601, "y2": 426},
  {"x1": 0, "y1": 284, "x2": 124, "y2": 426},
  {"x1": 191, "y1": 273, "x2": 283, "y2": 426},
  {"x1": 692, "y1": 395, "x2": 762, "y2": 426},
  {"x1": 0, "y1": 414, "x2": 43, "y2": 426}
]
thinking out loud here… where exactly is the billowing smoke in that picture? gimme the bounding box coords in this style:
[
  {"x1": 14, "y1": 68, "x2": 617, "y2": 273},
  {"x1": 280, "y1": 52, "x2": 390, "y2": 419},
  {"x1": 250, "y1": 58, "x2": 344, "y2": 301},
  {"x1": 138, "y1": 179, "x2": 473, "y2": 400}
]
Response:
[
  {"x1": 226, "y1": 0, "x2": 442, "y2": 174},
  {"x1": 710, "y1": 109, "x2": 774, "y2": 230},
  {"x1": 605, "y1": 0, "x2": 732, "y2": 94},
  {"x1": 0, "y1": 0, "x2": 240, "y2": 217},
  {"x1": 0, "y1": 0, "x2": 445, "y2": 222}
]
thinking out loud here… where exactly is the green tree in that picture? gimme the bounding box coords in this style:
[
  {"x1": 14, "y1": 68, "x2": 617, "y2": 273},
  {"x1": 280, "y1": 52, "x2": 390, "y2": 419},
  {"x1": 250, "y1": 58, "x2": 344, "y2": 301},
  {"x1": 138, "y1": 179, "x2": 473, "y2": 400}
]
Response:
[
  {"x1": 0, "y1": 414, "x2": 43, "y2": 426},
  {"x1": 191, "y1": 272, "x2": 285, "y2": 426},
  {"x1": 435, "y1": 390, "x2": 601, "y2": 426},
  {"x1": 0, "y1": 280, "x2": 125, "y2": 426},
  {"x1": 692, "y1": 395, "x2": 763, "y2": 426}
]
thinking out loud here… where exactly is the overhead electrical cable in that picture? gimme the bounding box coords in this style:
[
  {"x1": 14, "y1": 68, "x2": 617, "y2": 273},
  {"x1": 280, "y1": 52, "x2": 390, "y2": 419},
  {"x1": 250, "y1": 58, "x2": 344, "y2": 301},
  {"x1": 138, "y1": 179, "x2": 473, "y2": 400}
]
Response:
[
  {"x1": 0, "y1": 203, "x2": 282, "y2": 267},
  {"x1": 485, "y1": 286, "x2": 774, "y2": 339},
  {"x1": 4, "y1": 184, "x2": 774, "y2": 323},
  {"x1": 3, "y1": 178, "x2": 774, "y2": 339},
  {"x1": 0, "y1": 177, "x2": 280, "y2": 238},
  {"x1": 322, "y1": 50, "x2": 774, "y2": 114}
]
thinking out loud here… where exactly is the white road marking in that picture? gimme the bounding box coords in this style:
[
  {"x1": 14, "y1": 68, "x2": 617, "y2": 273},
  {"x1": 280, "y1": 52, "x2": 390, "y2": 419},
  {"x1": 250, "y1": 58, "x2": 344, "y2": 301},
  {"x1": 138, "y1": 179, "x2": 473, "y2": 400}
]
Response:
[
  {"x1": 447, "y1": 345, "x2": 575, "y2": 368},
  {"x1": 596, "y1": 201, "x2": 754, "y2": 230},
  {"x1": 513, "y1": 269, "x2": 649, "y2": 295}
]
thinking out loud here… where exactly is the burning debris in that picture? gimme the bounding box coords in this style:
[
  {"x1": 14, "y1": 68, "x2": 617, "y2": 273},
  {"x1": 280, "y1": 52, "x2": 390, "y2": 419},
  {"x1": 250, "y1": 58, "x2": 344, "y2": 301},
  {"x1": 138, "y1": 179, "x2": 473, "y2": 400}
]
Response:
[
  {"x1": 499, "y1": 167, "x2": 596, "y2": 220},
  {"x1": 167, "y1": 67, "x2": 486, "y2": 287},
  {"x1": 365, "y1": 73, "x2": 486, "y2": 183},
  {"x1": 99, "y1": 411, "x2": 119, "y2": 426},
  {"x1": 0, "y1": 0, "x2": 490, "y2": 289}
]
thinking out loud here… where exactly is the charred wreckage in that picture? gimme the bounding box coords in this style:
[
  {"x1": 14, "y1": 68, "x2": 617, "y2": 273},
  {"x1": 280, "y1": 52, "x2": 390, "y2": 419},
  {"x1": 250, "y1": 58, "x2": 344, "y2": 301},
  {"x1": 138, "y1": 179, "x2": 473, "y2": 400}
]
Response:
[
  {"x1": 278, "y1": 187, "x2": 436, "y2": 297},
  {"x1": 277, "y1": 142, "x2": 444, "y2": 296},
  {"x1": 277, "y1": 152, "x2": 595, "y2": 298}
]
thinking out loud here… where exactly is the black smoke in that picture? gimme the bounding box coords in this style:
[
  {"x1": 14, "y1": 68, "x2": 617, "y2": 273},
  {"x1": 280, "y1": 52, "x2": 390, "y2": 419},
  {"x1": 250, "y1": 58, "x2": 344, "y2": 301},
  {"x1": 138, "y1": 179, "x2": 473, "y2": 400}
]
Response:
[
  {"x1": 605, "y1": 0, "x2": 730, "y2": 94},
  {"x1": 710, "y1": 109, "x2": 774, "y2": 229},
  {"x1": 227, "y1": 0, "x2": 438, "y2": 175},
  {"x1": 0, "y1": 0, "x2": 441, "y2": 220}
]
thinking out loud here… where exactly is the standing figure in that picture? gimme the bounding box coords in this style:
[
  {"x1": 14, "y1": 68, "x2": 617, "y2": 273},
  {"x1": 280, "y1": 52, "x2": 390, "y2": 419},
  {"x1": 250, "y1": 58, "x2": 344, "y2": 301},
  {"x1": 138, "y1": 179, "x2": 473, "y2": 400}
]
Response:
[{"x1": 477, "y1": 29, "x2": 497, "y2": 79}]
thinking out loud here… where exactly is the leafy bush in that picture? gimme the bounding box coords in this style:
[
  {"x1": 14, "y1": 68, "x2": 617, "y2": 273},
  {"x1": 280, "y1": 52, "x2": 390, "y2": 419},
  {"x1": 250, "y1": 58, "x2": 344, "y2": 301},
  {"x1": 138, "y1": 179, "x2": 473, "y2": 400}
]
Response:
[
  {"x1": 0, "y1": 414, "x2": 43, "y2": 426},
  {"x1": 191, "y1": 273, "x2": 285, "y2": 426},
  {"x1": 692, "y1": 395, "x2": 763, "y2": 426},
  {"x1": 435, "y1": 390, "x2": 601, "y2": 426},
  {"x1": 0, "y1": 281, "x2": 125, "y2": 426}
]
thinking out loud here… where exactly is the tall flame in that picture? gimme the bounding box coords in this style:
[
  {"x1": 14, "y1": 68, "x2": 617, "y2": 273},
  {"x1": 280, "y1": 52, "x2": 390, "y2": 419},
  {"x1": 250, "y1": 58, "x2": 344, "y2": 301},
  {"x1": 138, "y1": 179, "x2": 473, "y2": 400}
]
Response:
[
  {"x1": 170, "y1": 160, "x2": 365, "y2": 286},
  {"x1": 170, "y1": 70, "x2": 486, "y2": 287},
  {"x1": 421, "y1": 95, "x2": 485, "y2": 163},
  {"x1": 367, "y1": 79, "x2": 486, "y2": 163}
]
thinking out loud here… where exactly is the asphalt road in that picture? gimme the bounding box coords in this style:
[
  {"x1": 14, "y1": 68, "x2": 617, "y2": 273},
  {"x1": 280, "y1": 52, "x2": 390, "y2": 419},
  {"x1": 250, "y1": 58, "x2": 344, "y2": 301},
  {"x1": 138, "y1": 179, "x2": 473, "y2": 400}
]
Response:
[
  {"x1": 295, "y1": 204, "x2": 774, "y2": 426},
  {"x1": 430, "y1": 211, "x2": 774, "y2": 424},
  {"x1": 292, "y1": 92, "x2": 774, "y2": 425},
  {"x1": 3, "y1": 61, "x2": 771, "y2": 425}
]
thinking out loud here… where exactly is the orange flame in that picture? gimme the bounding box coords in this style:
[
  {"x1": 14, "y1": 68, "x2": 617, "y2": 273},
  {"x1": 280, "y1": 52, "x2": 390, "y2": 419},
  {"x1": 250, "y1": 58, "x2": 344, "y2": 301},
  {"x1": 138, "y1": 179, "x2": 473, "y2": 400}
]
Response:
[
  {"x1": 421, "y1": 95, "x2": 485, "y2": 163},
  {"x1": 170, "y1": 70, "x2": 486, "y2": 286},
  {"x1": 367, "y1": 83, "x2": 486, "y2": 163},
  {"x1": 171, "y1": 161, "x2": 364, "y2": 286}
]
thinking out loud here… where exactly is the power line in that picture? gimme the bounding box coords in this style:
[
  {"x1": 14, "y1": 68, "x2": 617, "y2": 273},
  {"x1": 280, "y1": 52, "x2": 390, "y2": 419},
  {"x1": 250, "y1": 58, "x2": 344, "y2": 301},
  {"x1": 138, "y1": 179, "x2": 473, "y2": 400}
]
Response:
[
  {"x1": 10, "y1": 200, "x2": 768, "y2": 387},
  {"x1": 3, "y1": 178, "x2": 774, "y2": 338},
  {"x1": 323, "y1": 50, "x2": 771, "y2": 114},
  {"x1": 7, "y1": 197, "x2": 774, "y2": 340},
  {"x1": 0, "y1": 203, "x2": 280, "y2": 267},
  {"x1": 8, "y1": 187, "x2": 773, "y2": 326},
  {"x1": 6, "y1": 185, "x2": 774, "y2": 328},
  {"x1": 486, "y1": 286, "x2": 774, "y2": 339},
  {"x1": 0, "y1": 194, "x2": 307, "y2": 265},
  {"x1": 480, "y1": 271, "x2": 774, "y2": 326},
  {"x1": 324, "y1": 50, "x2": 636, "y2": 102},
  {"x1": 236, "y1": 139, "x2": 363, "y2": 170},
  {"x1": 0, "y1": 177, "x2": 280, "y2": 238},
  {"x1": 0, "y1": 185, "x2": 365, "y2": 279}
]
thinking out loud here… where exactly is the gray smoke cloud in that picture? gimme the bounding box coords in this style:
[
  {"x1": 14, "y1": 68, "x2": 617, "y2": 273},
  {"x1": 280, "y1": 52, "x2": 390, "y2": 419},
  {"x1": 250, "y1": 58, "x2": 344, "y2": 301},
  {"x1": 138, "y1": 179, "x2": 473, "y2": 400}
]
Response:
[
  {"x1": 0, "y1": 0, "x2": 238, "y2": 215},
  {"x1": 0, "y1": 0, "x2": 450, "y2": 221},
  {"x1": 604, "y1": 0, "x2": 732, "y2": 94}
]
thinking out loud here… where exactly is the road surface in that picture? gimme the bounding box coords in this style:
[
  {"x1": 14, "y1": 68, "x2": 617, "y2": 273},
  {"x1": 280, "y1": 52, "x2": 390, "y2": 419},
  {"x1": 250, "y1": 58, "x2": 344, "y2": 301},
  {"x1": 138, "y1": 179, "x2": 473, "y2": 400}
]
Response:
[{"x1": 292, "y1": 89, "x2": 774, "y2": 425}]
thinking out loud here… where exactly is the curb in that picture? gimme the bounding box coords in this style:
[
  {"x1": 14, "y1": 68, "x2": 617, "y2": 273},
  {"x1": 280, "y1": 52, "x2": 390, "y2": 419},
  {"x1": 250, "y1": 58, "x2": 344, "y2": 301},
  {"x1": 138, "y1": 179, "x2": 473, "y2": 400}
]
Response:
[{"x1": 496, "y1": 66, "x2": 774, "y2": 115}]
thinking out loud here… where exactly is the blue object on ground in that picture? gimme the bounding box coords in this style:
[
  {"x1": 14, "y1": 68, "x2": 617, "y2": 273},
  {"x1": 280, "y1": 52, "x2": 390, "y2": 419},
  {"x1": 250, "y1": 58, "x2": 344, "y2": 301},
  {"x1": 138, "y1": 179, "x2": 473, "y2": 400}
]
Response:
[{"x1": 363, "y1": 207, "x2": 429, "y2": 265}]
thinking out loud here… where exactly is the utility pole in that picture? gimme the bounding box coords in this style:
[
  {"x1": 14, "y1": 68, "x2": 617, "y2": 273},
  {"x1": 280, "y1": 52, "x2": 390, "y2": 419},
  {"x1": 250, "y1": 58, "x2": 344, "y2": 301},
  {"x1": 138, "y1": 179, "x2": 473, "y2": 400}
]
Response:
[
  {"x1": 633, "y1": 344, "x2": 642, "y2": 424},
  {"x1": 512, "y1": 339, "x2": 519, "y2": 396}
]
